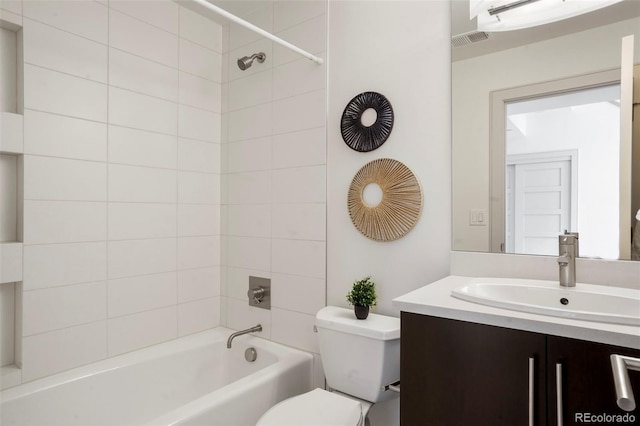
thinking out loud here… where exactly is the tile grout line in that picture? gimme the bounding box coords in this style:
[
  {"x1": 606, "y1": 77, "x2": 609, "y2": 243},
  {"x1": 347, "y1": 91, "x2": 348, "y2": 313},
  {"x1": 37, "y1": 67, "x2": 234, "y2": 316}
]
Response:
[{"x1": 105, "y1": 0, "x2": 111, "y2": 359}]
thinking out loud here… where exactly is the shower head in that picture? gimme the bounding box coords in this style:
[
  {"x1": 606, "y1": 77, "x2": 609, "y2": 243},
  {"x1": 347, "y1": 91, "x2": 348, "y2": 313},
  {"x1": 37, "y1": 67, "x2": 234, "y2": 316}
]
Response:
[{"x1": 237, "y1": 52, "x2": 266, "y2": 70}]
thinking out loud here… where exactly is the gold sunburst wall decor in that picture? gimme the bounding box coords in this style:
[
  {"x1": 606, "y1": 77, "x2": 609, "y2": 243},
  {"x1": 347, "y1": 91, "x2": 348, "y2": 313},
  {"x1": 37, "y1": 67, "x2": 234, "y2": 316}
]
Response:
[{"x1": 348, "y1": 158, "x2": 423, "y2": 242}]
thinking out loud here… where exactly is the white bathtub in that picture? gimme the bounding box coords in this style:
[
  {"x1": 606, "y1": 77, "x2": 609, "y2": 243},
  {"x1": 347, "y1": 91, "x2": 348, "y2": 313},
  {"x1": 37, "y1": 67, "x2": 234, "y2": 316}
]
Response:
[{"x1": 0, "y1": 328, "x2": 313, "y2": 426}]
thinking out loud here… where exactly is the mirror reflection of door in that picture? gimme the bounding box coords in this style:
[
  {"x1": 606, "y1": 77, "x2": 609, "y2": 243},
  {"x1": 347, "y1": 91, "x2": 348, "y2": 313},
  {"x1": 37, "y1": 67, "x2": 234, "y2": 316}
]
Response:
[
  {"x1": 506, "y1": 153, "x2": 575, "y2": 256},
  {"x1": 502, "y1": 84, "x2": 621, "y2": 259}
]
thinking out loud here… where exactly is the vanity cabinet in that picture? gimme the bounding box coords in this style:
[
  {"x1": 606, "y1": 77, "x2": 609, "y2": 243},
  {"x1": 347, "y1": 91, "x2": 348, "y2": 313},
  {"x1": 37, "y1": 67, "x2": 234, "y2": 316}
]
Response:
[{"x1": 400, "y1": 313, "x2": 640, "y2": 426}]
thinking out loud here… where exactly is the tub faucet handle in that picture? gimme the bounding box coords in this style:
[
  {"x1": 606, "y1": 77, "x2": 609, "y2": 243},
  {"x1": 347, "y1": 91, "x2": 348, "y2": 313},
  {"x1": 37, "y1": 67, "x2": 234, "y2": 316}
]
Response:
[{"x1": 248, "y1": 287, "x2": 266, "y2": 304}]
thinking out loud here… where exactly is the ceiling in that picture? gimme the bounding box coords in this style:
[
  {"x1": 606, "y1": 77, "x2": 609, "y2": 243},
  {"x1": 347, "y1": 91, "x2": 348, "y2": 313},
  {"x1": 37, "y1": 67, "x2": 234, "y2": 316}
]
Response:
[{"x1": 451, "y1": 0, "x2": 640, "y2": 61}]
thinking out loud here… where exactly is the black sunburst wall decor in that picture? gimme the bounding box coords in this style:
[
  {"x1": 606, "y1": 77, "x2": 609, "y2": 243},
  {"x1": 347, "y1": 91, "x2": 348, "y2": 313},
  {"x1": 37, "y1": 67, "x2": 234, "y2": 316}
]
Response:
[{"x1": 340, "y1": 91, "x2": 394, "y2": 152}]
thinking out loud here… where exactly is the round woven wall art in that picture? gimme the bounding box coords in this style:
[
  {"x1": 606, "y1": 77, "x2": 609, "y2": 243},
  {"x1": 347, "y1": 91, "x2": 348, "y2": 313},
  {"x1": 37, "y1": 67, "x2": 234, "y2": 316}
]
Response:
[
  {"x1": 340, "y1": 92, "x2": 394, "y2": 152},
  {"x1": 348, "y1": 158, "x2": 423, "y2": 242}
]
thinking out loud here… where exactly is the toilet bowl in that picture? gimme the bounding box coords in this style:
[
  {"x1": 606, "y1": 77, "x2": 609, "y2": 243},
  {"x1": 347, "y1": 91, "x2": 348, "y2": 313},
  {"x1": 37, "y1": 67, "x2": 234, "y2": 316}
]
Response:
[
  {"x1": 255, "y1": 306, "x2": 400, "y2": 426},
  {"x1": 255, "y1": 388, "x2": 372, "y2": 426}
]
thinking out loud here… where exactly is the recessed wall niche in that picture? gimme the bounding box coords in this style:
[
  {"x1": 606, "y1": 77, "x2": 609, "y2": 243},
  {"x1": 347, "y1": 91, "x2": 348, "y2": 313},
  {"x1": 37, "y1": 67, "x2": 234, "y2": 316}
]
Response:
[{"x1": 0, "y1": 13, "x2": 24, "y2": 388}]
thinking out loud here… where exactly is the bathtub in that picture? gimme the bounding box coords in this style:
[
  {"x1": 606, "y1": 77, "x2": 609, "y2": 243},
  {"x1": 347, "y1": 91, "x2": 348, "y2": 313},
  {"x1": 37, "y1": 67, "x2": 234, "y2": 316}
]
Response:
[{"x1": 0, "y1": 328, "x2": 314, "y2": 426}]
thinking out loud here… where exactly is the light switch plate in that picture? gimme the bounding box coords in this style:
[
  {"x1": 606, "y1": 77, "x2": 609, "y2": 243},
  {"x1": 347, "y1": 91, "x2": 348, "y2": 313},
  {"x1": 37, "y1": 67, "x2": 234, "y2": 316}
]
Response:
[{"x1": 469, "y1": 209, "x2": 487, "y2": 226}]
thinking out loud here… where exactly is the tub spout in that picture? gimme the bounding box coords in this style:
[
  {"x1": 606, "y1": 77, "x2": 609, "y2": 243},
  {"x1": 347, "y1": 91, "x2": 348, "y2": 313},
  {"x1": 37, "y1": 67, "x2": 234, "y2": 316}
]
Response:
[{"x1": 227, "y1": 324, "x2": 262, "y2": 349}]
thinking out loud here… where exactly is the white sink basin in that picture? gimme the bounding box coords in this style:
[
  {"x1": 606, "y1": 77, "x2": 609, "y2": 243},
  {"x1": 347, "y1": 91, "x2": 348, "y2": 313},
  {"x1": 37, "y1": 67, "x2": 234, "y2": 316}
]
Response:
[{"x1": 451, "y1": 279, "x2": 640, "y2": 326}]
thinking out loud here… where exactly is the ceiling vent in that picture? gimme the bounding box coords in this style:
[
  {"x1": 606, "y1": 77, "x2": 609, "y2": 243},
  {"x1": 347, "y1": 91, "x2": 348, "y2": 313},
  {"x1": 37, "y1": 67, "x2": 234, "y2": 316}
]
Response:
[{"x1": 451, "y1": 31, "x2": 491, "y2": 48}]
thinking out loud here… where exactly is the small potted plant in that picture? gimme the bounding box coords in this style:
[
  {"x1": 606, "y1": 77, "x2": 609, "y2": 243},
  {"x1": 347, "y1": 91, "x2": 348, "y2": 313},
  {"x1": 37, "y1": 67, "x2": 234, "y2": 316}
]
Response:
[{"x1": 346, "y1": 276, "x2": 377, "y2": 319}]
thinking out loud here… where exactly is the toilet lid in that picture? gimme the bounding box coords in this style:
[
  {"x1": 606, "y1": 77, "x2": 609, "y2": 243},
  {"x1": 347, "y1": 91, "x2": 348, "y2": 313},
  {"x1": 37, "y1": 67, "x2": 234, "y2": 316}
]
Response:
[{"x1": 256, "y1": 388, "x2": 363, "y2": 426}]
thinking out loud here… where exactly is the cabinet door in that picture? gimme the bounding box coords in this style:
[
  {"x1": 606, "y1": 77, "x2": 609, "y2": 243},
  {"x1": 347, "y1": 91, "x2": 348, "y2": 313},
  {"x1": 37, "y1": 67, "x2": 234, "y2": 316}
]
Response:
[
  {"x1": 548, "y1": 336, "x2": 640, "y2": 426},
  {"x1": 401, "y1": 313, "x2": 546, "y2": 426}
]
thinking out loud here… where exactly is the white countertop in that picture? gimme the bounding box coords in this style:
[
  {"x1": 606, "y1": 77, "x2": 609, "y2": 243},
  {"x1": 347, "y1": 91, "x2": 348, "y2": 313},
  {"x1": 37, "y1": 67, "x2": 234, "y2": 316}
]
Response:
[{"x1": 392, "y1": 275, "x2": 640, "y2": 349}]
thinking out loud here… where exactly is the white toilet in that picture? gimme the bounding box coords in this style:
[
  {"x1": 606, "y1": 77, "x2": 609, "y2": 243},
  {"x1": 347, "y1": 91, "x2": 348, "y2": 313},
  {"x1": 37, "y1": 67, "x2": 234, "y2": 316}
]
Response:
[{"x1": 256, "y1": 306, "x2": 400, "y2": 426}]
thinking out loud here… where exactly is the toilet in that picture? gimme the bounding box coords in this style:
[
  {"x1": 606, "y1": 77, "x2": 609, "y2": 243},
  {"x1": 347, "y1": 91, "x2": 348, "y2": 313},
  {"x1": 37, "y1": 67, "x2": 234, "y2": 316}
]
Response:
[{"x1": 256, "y1": 306, "x2": 400, "y2": 426}]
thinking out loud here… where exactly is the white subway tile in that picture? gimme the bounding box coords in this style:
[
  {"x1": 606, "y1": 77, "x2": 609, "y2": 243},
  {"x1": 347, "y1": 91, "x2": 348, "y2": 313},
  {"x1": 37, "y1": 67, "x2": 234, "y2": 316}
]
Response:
[
  {"x1": 24, "y1": 155, "x2": 107, "y2": 201},
  {"x1": 226, "y1": 204, "x2": 271, "y2": 238},
  {"x1": 0, "y1": 282, "x2": 16, "y2": 366},
  {"x1": 273, "y1": 1, "x2": 326, "y2": 33},
  {"x1": 23, "y1": 242, "x2": 107, "y2": 290},
  {"x1": 0, "y1": 1, "x2": 22, "y2": 16},
  {"x1": 108, "y1": 87, "x2": 177, "y2": 136},
  {"x1": 226, "y1": 297, "x2": 271, "y2": 338},
  {"x1": 179, "y1": 7, "x2": 222, "y2": 52},
  {"x1": 272, "y1": 127, "x2": 326, "y2": 169},
  {"x1": 178, "y1": 138, "x2": 220, "y2": 173},
  {"x1": 273, "y1": 14, "x2": 326, "y2": 66},
  {"x1": 178, "y1": 171, "x2": 219, "y2": 204},
  {"x1": 0, "y1": 242, "x2": 22, "y2": 284},
  {"x1": 273, "y1": 57, "x2": 325, "y2": 101},
  {"x1": 109, "y1": 8, "x2": 178, "y2": 67},
  {"x1": 23, "y1": 19, "x2": 107, "y2": 83},
  {"x1": 0, "y1": 112, "x2": 23, "y2": 154},
  {"x1": 179, "y1": 39, "x2": 222, "y2": 82},
  {"x1": 272, "y1": 165, "x2": 326, "y2": 204},
  {"x1": 0, "y1": 155, "x2": 17, "y2": 243},
  {"x1": 179, "y1": 72, "x2": 221, "y2": 113},
  {"x1": 228, "y1": 5, "x2": 272, "y2": 51},
  {"x1": 108, "y1": 306, "x2": 177, "y2": 356},
  {"x1": 178, "y1": 297, "x2": 219, "y2": 336},
  {"x1": 271, "y1": 273, "x2": 325, "y2": 315},
  {"x1": 226, "y1": 171, "x2": 271, "y2": 205},
  {"x1": 109, "y1": 164, "x2": 177, "y2": 203},
  {"x1": 178, "y1": 105, "x2": 220, "y2": 143},
  {"x1": 108, "y1": 203, "x2": 176, "y2": 240},
  {"x1": 22, "y1": 321, "x2": 107, "y2": 382},
  {"x1": 178, "y1": 236, "x2": 219, "y2": 270},
  {"x1": 227, "y1": 103, "x2": 272, "y2": 142},
  {"x1": 312, "y1": 354, "x2": 324, "y2": 388},
  {"x1": 272, "y1": 239, "x2": 325, "y2": 279},
  {"x1": 228, "y1": 70, "x2": 272, "y2": 111},
  {"x1": 178, "y1": 266, "x2": 220, "y2": 303},
  {"x1": 177, "y1": 204, "x2": 219, "y2": 237},
  {"x1": 23, "y1": 200, "x2": 106, "y2": 244},
  {"x1": 108, "y1": 272, "x2": 177, "y2": 318},
  {"x1": 272, "y1": 203, "x2": 326, "y2": 241},
  {"x1": 108, "y1": 125, "x2": 177, "y2": 169},
  {"x1": 108, "y1": 48, "x2": 178, "y2": 102},
  {"x1": 109, "y1": 0, "x2": 179, "y2": 34},
  {"x1": 226, "y1": 137, "x2": 271, "y2": 173},
  {"x1": 23, "y1": 281, "x2": 106, "y2": 336},
  {"x1": 22, "y1": 1, "x2": 108, "y2": 44},
  {"x1": 226, "y1": 236, "x2": 270, "y2": 272},
  {"x1": 272, "y1": 89, "x2": 325, "y2": 135},
  {"x1": 108, "y1": 238, "x2": 177, "y2": 279},
  {"x1": 24, "y1": 110, "x2": 107, "y2": 162},
  {"x1": 271, "y1": 308, "x2": 318, "y2": 353},
  {"x1": 24, "y1": 65, "x2": 107, "y2": 122}
]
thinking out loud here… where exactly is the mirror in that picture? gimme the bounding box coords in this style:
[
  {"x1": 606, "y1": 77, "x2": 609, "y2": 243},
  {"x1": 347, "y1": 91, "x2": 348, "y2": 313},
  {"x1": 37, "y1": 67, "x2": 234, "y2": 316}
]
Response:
[{"x1": 451, "y1": 0, "x2": 640, "y2": 260}]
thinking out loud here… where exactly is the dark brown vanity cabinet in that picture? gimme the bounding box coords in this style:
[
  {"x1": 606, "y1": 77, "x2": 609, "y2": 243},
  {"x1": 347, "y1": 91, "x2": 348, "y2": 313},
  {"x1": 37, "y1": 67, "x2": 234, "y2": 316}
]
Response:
[{"x1": 401, "y1": 312, "x2": 640, "y2": 426}]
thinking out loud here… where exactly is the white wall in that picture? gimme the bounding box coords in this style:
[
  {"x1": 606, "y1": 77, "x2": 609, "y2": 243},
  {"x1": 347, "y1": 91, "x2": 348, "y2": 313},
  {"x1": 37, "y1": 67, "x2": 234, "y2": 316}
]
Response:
[
  {"x1": 327, "y1": 0, "x2": 451, "y2": 316},
  {"x1": 220, "y1": 0, "x2": 328, "y2": 388},
  {"x1": 8, "y1": 0, "x2": 223, "y2": 383},
  {"x1": 453, "y1": 17, "x2": 640, "y2": 252},
  {"x1": 327, "y1": 2, "x2": 451, "y2": 424}
]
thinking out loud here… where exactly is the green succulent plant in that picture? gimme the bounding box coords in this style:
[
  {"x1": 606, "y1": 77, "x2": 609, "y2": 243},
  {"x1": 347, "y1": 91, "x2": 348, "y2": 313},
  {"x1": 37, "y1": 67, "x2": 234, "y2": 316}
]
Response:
[{"x1": 346, "y1": 276, "x2": 377, "y2": 308}]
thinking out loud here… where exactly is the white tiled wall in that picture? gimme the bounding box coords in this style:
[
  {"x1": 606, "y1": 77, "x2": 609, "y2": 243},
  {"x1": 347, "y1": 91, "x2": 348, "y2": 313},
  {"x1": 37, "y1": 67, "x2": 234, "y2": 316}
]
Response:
[
  {"x1": 221, "y1": 0, "x2": 327, "y2": 384},
  {"x1": 14, "y1": 0, "x2": 223, "y2": 383}
]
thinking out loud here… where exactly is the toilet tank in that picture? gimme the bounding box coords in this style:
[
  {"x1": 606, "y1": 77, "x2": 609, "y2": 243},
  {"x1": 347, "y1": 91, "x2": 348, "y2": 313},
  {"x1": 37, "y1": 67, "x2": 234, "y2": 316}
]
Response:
[{"x1": 315, "y1": 306, "x2": 400, "y2": 403}]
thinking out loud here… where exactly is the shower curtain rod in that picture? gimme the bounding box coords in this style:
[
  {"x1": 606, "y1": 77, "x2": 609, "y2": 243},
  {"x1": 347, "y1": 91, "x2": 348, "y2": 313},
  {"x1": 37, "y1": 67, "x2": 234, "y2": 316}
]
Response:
[{"x1": 191, "y1": 0, "x2": 324, "y2": 65}]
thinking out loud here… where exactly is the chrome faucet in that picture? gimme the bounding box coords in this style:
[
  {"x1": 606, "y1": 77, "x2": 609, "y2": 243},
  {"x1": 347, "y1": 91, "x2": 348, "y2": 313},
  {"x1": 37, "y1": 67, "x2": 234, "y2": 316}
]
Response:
[
  {"x1": 226, "y1": 324, "x2": 262, "y2": 349},
  {"x1": 557, "y1": 232, "x2": 578, "y2": 287}
]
